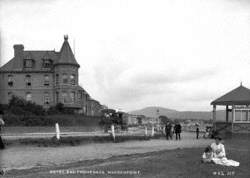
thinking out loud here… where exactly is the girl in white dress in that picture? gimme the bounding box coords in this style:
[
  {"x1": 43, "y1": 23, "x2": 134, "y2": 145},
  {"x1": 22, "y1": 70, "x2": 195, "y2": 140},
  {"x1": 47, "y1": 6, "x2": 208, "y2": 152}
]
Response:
[{"x1": 210, "y1": 137, "x2": 239, "y2": 167}]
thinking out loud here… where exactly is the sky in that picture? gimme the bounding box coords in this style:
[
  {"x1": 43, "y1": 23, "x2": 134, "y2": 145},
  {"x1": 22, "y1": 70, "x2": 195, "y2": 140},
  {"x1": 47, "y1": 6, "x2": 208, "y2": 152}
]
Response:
[{"x1": 1, "y1": 0, "x2": 250, "y2": 112}]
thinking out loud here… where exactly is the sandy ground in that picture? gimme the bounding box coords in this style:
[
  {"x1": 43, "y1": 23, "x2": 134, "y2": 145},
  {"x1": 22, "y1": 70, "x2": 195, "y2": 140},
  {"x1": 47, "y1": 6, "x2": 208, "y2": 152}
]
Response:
[{"x1": 0, "y1": 132, "x2": 212, "y2": 172}]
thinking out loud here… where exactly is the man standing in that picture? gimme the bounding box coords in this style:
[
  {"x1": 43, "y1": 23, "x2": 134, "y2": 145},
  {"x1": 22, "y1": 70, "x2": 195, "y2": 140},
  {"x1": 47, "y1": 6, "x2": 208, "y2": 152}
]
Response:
[
  {"x1": 174, "y1": 123, "x2": 182, "y2": 140},
  {"x1": 196, "y1": 126, "x2": 200, "y2": 139},
  {"x1": 165, "y1": 122, "x2": 172, "y2": 140}
]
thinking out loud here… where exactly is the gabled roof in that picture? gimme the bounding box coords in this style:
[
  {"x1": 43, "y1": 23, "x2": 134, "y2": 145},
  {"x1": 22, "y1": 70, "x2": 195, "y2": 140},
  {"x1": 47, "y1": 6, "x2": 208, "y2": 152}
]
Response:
[
  {"x1": 211, "y1": 85, "x2": 250, "y2": 105},
  {"x1": 0, "y1": 50, "x2": 59, "y2": 72},
  {"x1": 55, "y1": 35, "x2": 80, "y2": 67}
]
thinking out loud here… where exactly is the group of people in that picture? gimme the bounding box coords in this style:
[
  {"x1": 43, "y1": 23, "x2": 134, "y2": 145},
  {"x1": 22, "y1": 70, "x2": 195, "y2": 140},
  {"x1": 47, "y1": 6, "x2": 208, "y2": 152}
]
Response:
[
  {"x1": 164, "y1": 122, "x2": 182, "y2": 140},
  {"x1": 202, "y1": 136, "x2": 239, "y2": 167}
]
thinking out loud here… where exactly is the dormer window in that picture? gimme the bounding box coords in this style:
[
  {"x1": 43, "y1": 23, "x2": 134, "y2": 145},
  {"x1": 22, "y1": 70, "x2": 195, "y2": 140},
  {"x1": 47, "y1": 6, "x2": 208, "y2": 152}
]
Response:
[
  {"x1": 42, "y1": 59, "x2": 52, "y2": 68},
  {"x1": 24, "y1": 59, "x2": 34, "y2": 68}
]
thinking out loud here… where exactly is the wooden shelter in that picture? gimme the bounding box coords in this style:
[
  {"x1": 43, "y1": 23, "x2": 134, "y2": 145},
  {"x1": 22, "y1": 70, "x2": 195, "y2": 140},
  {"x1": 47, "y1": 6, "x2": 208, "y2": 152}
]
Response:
[{"x1": 211, "y1": 84, "x2": 250, "y2": 133}]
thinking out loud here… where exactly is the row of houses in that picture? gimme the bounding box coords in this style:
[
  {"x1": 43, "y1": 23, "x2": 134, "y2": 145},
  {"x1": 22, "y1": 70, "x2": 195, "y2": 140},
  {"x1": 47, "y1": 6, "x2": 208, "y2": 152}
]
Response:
[{"x1": 0, "y1": 35, "x2": 103, "y2": 116}]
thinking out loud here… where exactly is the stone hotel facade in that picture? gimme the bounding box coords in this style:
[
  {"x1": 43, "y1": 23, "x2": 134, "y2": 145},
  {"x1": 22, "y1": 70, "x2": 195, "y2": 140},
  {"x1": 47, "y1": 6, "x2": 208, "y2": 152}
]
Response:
[{"x1": 0, "y1": 35, "x2": 102, "y2": 116}]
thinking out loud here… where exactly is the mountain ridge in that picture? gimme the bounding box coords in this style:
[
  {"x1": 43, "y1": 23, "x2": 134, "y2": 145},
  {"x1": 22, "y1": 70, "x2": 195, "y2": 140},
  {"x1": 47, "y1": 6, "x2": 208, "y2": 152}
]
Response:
[{"x1": 129, "y1": 106, "x2": 226, "y2": 120}]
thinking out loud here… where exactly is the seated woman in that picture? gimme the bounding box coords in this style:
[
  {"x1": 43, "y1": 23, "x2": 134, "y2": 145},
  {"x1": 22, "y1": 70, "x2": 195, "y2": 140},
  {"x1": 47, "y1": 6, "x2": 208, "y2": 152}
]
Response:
[
  {"x1": 202, "y1": 146, "x2": 213, "y2": 163},
  {"x1": 210, "y1": 136, "x2": 239, "y2": 167}
]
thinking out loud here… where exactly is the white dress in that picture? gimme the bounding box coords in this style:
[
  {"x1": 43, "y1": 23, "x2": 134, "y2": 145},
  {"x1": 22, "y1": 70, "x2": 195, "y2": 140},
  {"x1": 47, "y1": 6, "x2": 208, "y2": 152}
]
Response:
[{"x1": 210, "y1": 143, "x2": 240, "y2": 167}]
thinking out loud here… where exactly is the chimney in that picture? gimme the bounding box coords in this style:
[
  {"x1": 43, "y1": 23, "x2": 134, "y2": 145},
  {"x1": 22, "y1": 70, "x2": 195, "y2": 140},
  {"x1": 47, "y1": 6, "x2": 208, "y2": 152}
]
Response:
[{"x1": 13, "y1": 44, "x2": 24, "y2": 58}]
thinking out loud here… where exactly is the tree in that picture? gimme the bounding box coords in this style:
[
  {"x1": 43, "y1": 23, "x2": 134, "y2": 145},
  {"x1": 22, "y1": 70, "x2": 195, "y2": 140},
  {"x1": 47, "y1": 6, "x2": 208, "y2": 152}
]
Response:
[{"x1": 159, "y1": 115, "x2": 172, "y2": 125}]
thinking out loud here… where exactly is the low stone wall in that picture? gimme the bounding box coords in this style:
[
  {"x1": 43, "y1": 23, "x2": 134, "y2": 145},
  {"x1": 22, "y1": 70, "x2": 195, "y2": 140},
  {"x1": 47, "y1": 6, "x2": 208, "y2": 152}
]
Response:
[
  {"x1": 215, "y1": 122, "x2": 250, "y2": 133},
  {"x1": 232, "y1": 123, "x2": 250, "y2": 133}
]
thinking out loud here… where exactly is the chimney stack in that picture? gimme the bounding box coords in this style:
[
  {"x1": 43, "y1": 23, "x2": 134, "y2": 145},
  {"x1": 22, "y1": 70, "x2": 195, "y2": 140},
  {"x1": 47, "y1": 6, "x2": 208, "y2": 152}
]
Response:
[{"x1": 13, "y1": 44, "x2": 24, "y2": 58}]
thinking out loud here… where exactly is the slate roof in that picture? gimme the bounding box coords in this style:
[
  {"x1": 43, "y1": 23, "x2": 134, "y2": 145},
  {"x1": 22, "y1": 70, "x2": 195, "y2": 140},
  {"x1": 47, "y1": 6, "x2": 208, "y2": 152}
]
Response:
[
  {"x1": 55, "y1": 35, "x2": 80, "y2": 67},
  {"x1": 0, "y1": 35, "x2": 79, "y2": 72},
  {"x1": 211, "y1": 85, "x2": 250, "y2": 105}
]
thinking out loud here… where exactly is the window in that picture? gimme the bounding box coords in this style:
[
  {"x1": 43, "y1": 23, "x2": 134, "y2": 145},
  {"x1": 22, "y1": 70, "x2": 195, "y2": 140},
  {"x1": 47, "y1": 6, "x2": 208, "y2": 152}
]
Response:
[
  {"x1": 62, "y1": 92, "x2": 67, "y2": 103},
  {"x1": 8, "y1": 92, "x2": 13, "y2": 102},
  {"x1": 26, "y1": 92, "x2": 32, "y2": 101},
  {"x1": 70, "y1": 92, "x2": 75, "y2": 103},
  {"x1": 70, "y1": 74, "x2": 76, "y2": 85},
  {"x1": 8, "y1": 75, "x2": 14, "y2": 87},
  {"x1": 44, "y1": 75, "x2": 49, "y2": 86},
  {"x1": 78, "y1": 91, "x2": 82, "y2": 101},
  {"x1": 24, "y1": 59, "x2": 33, "y2": 68},
  {"x1": 56, "y1": 74, "x2": 59, "y2": 85},
  {"x1": 25, "y1": 75, "x2": 31, "y2": 87},
  {"x1": 56, "y1": 92, "x2": 59, "y2": 103},
  {"x1": 234, "y1": 109, "x2": 250, "y2": 122},
  {"x1": 43, "y1": 59, "x2": 52, "y2": 68},
  {"x1": 62, "y1": 74, "x2": 68, "y2": 84},
  {"x1": 44, "y1": 92, "x2": 50, "y2": 105}
]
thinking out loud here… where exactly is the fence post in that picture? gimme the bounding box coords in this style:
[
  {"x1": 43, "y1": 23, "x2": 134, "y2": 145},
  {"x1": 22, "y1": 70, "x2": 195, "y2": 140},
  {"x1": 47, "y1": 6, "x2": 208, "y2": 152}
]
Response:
[
  {"x1": 145, "y1": 126, "x2": 148, "y2": 136},
  {"x1": 55, "y1": 123, "x2": 60, "y2": 140},
  {"x1": 151, "y1": 126, "x2": 155, "y2": 137},
  {"x1": 111, "y1": 124, "x2": 115, "y2": 142}
]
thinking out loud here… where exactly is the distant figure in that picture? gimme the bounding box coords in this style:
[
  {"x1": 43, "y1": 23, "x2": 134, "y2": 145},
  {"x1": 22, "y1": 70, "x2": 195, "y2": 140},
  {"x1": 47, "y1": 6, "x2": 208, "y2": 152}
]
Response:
[
  {"x1": 165, "y1": 122, "x2": 172, "y2": 140},
  {"x1": 196, "y1": 126, "x2": 200, "y2": 139},
  {"x1": 174, "y1": 123, "x2": 182, "y2": 140},
  {"x1": 0, "y1": 111, "x2": 5, "y2": 149}
]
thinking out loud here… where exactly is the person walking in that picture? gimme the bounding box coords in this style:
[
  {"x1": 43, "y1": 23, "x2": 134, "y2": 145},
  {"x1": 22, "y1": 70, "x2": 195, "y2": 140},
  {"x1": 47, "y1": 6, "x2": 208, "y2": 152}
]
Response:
[
  {"x1": 196, "y1": 126, "x2": 200, "y2": 139},
  {"x1": 0, "y1": 110, "x2": 5, "y2": 149},
  {"x1": 174, "y1": 123, "x2": 182, "y2": 140},
  {"x1": 165, "y1": 122, "x2": 172, "y2": 140}
]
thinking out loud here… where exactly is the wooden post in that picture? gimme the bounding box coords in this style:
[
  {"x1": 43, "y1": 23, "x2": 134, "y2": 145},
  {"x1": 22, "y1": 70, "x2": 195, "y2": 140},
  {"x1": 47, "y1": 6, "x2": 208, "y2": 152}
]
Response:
[
  {"x1": 151, "y1": 126, "x2": 155, "y2": 137},
  {"x1": 226, "y1": 105, "x2": 229, "y2": 123},
  {"x1": 232, "y1": 105, "x2": 235, "y2": 133},
  {"x1": 111, "y1": 124, "x2": 115, "y2": 141},
  {"x1": 145, "y1": 126, "x2": 148, "y2": 136},
  {"x1": 55, "y1": 123, "x2": 60, "y2": 140},
  {"x1": 213, "y1": 105, "x2": 216, "y2": 130}
]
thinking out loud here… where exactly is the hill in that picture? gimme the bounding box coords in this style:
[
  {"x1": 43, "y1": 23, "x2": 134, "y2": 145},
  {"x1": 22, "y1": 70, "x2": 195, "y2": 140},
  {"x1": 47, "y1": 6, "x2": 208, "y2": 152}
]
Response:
[{"x1": 129, "y1": 106, "x2": 226, "y2": 120}]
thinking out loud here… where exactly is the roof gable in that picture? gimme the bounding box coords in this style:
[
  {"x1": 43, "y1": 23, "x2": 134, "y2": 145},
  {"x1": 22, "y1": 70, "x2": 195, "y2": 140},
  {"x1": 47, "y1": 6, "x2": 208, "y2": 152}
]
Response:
[{"x1": 211, "y1": 85, "x2": 250, "y2": 105}]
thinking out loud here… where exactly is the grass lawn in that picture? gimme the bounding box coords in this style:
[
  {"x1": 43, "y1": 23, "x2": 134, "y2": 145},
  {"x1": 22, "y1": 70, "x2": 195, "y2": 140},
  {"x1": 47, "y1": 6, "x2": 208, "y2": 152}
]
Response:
[{"x1": 5, "y1": 134, "x2": 250, "y2": 178}]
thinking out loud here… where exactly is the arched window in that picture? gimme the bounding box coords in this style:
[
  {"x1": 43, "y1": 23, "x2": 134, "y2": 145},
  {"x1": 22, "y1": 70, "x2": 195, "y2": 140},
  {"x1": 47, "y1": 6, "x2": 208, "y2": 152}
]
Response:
[
  {"x1": 8, "y1": 75, "x2": 14, "y2": 87},
  {"x1": 25, "y1": 75, "x2": 31, "y2": 87},
  {"x1": 70, "y1": 74, "x2": 76, "y2": 85},
  {"x1": 44, "y1": 75, "x2": 49, "y2": 86},
  {"x1": 26, "y1": 92, "x2": 32, "y2": 101}
]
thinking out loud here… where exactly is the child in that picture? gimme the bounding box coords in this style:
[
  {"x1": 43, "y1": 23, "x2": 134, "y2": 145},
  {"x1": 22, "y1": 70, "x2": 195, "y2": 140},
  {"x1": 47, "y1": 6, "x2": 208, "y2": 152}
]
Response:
[{"x1": 202, "y1": 146, "x2": 213, "y2": 163}]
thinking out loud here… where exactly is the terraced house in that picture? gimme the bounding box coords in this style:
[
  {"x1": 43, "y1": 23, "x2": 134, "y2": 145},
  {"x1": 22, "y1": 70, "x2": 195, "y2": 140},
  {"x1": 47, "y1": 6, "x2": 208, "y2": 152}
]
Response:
[{"x1": 0, "y1": 35, "x2": 103, "y2": 116}]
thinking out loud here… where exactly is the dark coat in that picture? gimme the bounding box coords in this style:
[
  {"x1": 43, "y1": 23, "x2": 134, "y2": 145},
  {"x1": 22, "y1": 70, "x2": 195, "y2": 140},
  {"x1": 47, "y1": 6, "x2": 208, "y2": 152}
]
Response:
[
  {"x1": 174, "y1": 124, "x2": 182, "y2": 133},
  {"x1": 165, "y1": 124, "x2": 172, "y2": 133}
]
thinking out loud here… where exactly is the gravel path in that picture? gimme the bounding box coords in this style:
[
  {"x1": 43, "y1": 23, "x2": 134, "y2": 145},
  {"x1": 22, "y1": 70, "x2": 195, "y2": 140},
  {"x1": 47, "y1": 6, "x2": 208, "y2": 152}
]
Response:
[{"x1": 0, "y1": 132, "x2": 212, "y2": 171}]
